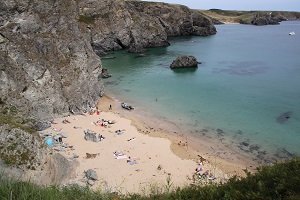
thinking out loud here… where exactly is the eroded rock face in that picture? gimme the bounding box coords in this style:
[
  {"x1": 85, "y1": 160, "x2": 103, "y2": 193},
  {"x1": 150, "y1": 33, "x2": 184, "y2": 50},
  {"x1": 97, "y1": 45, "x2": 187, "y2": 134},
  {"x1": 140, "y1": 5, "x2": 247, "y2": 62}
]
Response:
[
  {"x1": 78, "y1": 0, "x2": 216, "y2": 55},
  {"x1": 0, "y1": 0, "x2": 104, "y2": 122},
  {"x1": 0, "y1": 125, "x2": 44, "y2": 169},
  {"x1": 170, "y1": 56, "x2": 199, "y2": 69},
  {"x1": 251, "y1": 13, "x2": 281, "y2": 26}
]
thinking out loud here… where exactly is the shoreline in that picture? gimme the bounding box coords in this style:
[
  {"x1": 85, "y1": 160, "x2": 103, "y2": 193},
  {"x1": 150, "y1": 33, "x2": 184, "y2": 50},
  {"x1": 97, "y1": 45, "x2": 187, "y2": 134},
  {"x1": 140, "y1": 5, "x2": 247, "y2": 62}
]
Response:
[
  {"x1": 96, "y1": 95, "x2": 260, "y2": 176},
  {"x1": 39, "y1": 94, "x2": 267, "y2": 194}
]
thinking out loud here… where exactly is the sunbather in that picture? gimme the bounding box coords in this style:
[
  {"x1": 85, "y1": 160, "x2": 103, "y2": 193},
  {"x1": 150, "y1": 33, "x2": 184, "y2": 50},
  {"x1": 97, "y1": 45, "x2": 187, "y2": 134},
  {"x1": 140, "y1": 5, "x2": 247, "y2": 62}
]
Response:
[{"x1": 127, "y1": 156, "x2": 137, "y2": 165}]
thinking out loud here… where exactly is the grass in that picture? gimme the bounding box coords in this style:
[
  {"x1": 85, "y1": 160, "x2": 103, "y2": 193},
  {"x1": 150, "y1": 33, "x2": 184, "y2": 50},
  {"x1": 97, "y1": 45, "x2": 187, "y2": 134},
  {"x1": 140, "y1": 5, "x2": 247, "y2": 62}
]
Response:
[
  {"x1": 0, "y1": 113, "x2": 36, "y2": 134},
  {"x1": 200, "y1": 9, "x2": 300, "y2": 24},
  {"x1": 0, "y1": 159, "x2": 299, "y2": 199},
  {"x1": 78, "y1": 15, "x2": 96, "y2": 24}
]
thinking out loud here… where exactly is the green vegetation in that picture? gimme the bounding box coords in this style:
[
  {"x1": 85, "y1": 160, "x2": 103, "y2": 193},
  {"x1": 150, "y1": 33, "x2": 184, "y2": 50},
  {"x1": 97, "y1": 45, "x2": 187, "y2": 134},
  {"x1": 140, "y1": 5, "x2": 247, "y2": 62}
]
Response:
[
  {"x1": 200, "y1": 9, "x2": 300, "y2": 24},
  {"x1": 78, "y1": 15, "x2": 96, "y2": 24},
  {"x1": 0, "y1": 99, "x2": 36, "y2": 134},
  {"x1": 0, "y1": 159, "x2": 299, "y2": 199}
]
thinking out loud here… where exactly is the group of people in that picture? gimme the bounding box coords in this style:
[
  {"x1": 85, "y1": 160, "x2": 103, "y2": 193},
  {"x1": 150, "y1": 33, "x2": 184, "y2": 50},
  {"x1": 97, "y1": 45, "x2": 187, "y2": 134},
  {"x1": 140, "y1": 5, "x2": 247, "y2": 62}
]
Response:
[{"x1": 195, "y1": 162, "x2": 216, "y2": 180}]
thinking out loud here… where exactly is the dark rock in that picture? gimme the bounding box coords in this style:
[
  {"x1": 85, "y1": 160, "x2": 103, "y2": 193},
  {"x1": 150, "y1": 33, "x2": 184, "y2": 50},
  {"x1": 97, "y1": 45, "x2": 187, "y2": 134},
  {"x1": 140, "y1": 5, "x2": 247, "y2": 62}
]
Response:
[
  {"x1": 216, "y1": 128, "x2": 224, "y2": 134},
  {"x1": 84, "y1": 130, "x2": 99, "y2": 142},
  {"x1": 241, "y1": 141, "x2": 249, "y2": 147},
  {"x1": 85, "y1": 169, "x2": 98, "y2": 180},
  {"x1": 170, "y1": 56, "x2": 199, "y2": 69},
  {"x1": 251, "y1": 13, "x2": 281, "y2": 26},
  {"x1": 78, "y1": 0, "x2": 216, "y2": 54},
  {"x1": 276, "y1": 111, "x2": 292, "y2": 124},
  {"x1": 101, "y1": 69, "x2": 112, "y2": 79},
  {"x1": 128, "y1": 44, "x2": 146, "y2": 54},
  {"x1": 249, "y1": 144, "x2": 260, "y2": 152},
  {"x1": 35, "y1": 121, "x2": 51, "y2": 131},
  {"x1": 275, "y1": 148, "x2": 295, "y2": 159}
]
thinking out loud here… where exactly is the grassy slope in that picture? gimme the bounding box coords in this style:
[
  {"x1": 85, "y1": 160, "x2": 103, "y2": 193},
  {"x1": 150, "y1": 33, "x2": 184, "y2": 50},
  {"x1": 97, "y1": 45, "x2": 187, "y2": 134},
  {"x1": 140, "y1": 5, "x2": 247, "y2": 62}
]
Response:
[
  {"x1": 0, "y1": 159, "x2": 299, "y2": 200},
  {"x1": 199, "y1": 9, "x2": 300, "y2": 24}
]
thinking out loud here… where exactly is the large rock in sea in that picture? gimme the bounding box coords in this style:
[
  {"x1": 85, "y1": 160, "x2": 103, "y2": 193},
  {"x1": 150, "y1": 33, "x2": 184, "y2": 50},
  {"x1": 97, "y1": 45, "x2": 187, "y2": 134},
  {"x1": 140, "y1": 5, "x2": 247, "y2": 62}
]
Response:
[{"x1": 170, "y1": 56, "x2": 199, "y2": 69}]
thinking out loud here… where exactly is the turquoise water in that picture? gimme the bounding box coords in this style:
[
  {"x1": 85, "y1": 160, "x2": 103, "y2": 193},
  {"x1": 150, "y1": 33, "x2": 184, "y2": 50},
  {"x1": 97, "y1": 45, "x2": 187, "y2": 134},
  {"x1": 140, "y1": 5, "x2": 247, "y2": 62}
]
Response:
[{"x1": 102, "y1": 21, "x2": 300, "y2": 161}]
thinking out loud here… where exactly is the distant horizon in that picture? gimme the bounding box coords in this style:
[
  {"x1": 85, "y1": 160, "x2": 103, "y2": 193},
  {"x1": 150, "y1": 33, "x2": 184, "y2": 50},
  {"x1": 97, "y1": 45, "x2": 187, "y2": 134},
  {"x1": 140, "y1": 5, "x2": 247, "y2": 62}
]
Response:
[{"x1": 143, "y1": 0, "x2": 300, "y2": 12}]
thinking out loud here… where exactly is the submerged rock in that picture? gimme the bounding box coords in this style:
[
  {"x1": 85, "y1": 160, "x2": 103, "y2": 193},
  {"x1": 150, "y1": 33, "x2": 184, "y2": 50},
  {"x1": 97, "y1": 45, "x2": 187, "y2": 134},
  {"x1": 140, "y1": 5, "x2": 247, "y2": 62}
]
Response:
[
  {"x1": 170, "y1": 56, "x2": 199, "y2": 69},
  {"x1": 276, "y1": 111, "x2": 292, "y2": 124}
]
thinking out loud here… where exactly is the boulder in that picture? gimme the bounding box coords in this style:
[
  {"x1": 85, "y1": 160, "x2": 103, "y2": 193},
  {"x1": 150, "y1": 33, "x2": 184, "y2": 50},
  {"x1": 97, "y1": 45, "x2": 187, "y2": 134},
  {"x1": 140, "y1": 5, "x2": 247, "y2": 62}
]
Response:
[
  {"x1": 87, "y1": 179, "x2": 95, "y2": 186},
  {"x1": 85, "y1": 169, "x2": 98, "y2": 180},
  {"x1": 35, "y1": 121, "x2": 51, "y2": 131},
  {"x1": 170, "y1": 56, "x2": 199, "y2": 69},
  {"x1": 84, "y1": 129, "x2": 99, "y2": 142}
]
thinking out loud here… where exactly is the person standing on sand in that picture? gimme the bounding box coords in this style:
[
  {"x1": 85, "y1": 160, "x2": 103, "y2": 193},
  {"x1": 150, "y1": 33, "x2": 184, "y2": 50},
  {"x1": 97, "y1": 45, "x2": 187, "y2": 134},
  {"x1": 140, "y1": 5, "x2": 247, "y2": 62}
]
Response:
[{"x1": 109, "y1": 104, "x2": 112, "y2": 110}]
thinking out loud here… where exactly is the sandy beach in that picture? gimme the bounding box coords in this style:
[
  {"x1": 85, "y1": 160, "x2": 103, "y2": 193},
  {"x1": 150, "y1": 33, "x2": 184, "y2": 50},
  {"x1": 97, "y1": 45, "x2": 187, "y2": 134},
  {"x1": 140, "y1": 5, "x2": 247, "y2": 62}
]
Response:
[{"x1": 40, "y1": 95, "x2": 260, "y2": 194}]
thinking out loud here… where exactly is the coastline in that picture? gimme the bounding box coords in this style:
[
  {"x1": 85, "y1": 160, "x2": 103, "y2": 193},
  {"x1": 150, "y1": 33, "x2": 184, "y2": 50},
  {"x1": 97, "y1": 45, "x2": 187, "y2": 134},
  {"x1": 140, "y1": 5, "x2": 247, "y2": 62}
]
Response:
[
  {"x1": 39, "y1": 94, "x2": 266, "y2": 194},
  {"x1": 39, "y1": 94, "x2": 256, "y2": 194},
  {"x1": 97, "y1": 95, "x2": 260, "y2": 176}
]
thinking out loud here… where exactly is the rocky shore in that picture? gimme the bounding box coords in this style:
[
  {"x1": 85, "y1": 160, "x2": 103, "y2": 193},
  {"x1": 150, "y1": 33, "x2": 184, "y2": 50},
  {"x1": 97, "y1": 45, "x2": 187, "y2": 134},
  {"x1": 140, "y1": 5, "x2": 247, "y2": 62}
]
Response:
[{"x1": 201, "y1": 9, "x2": 300, "y2": 25}]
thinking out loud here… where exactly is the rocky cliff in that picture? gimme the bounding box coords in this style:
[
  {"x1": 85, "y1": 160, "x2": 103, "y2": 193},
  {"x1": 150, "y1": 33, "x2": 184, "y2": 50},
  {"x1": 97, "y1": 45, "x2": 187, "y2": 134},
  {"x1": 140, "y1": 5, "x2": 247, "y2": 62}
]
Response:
[
  {"x1": 78, "y1": 0, "x2": 216, "y2": 54},
  {"x1": 0, "y1": 0, "x2": 104, "y2": 123},
  {"x1": 0, "y1": 0, "x2": 216, "y2": 123},
  {"x1": 201, "y1": 9, "x2": 300, "y2": 25}
]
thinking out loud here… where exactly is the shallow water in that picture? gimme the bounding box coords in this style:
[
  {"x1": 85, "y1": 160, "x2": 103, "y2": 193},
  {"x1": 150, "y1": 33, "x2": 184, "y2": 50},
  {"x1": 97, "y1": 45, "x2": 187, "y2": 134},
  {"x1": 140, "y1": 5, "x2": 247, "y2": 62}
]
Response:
[{"x1": 102, "y1": 21, "x2": 300, "y2": 161}]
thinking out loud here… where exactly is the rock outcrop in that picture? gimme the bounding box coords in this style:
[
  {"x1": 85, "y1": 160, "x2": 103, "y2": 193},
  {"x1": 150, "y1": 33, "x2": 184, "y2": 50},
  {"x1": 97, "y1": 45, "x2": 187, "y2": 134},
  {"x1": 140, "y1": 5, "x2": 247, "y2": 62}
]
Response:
[
  {"x1": 250, "y1": 13, "x2": 281, "y2": 26},
  {"x1": 201, "y1": 9, "x2": 300, "y2": 26},
  {"x1": 0, "y1": 0, "x2": 215, "y2": 123},
  {"x1": 170, "y1": 56, "x2": 199, "y2": 69},
  {"x1": 0, "y1": 124, "x2": 44, "y2": 169},
  {"x1": 0, "y1": 0, "x2": 104, "y2": 123},
  {"x1": 77, "y1": 0, "x2": 216, "y2": 55}
]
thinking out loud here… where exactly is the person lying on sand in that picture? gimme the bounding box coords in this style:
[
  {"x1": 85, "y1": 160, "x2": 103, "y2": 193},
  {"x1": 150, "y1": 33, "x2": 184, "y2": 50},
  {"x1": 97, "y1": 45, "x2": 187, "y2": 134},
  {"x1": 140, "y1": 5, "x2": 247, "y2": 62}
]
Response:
[
  {"x1": 113, "y1": 151, "x2": 128, "y2": 159},
  {"x1": 62, "y1": 119, "x2": 71, "y2": 124},
  {"x1": 195, "y1": 162, "x2": 203, "y2": 173},
  {"x1": 127, "y1": 156, "x2": 137, "y2": 165},
  {"x1": 127, "y1": 137, "x2": 136, "y2": 142},
  {"x1": 115, "y1": 129, "x2": 125, "y2": 135}
]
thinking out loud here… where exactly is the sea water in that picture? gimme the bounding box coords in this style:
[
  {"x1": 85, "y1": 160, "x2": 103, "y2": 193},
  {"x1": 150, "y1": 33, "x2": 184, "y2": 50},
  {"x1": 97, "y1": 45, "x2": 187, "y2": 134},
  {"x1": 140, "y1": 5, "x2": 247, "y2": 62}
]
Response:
[{"x1": 102, "y1": 21, "x2": 300, "y2": 160}]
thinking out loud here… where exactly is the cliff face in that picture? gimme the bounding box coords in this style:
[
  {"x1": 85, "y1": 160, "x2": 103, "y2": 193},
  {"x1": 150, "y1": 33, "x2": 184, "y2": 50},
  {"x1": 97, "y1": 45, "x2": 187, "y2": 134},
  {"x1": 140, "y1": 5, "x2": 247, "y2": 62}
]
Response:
[
  {"x1": 0, "y1": 0, "x2": 104, "y2": 122},
  {"x1": 78, "y1": 0, "x2": 216, "y2": 54},
  {"x1": 0, "y1": 0, "x2": 216, "y2": 122},
  {"x1": 201, "y1": 9, "x2": 300, "y2": 25}
]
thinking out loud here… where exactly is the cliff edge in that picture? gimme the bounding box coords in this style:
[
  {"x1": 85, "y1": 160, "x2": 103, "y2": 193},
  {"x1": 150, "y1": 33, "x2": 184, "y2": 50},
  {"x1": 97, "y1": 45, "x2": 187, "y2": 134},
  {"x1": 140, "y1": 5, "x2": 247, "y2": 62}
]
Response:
[{"x1": 78, "y1": 0, "x2": 216, "y2": 54}]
